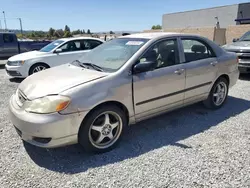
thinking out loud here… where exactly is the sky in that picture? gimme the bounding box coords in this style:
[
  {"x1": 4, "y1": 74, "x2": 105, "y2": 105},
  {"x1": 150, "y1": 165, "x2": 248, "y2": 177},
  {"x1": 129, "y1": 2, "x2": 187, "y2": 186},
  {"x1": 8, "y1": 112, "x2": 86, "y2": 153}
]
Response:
[{"x1": 0, "y1": 0, "x2": 248, "y2": 32}]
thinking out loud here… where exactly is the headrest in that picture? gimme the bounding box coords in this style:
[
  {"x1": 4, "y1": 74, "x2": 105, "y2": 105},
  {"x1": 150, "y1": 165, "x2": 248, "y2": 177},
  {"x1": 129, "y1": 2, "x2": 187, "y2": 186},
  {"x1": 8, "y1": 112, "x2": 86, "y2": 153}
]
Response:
[{"x1": 191, "y1": 45, "x2": 206, "y2": 53}]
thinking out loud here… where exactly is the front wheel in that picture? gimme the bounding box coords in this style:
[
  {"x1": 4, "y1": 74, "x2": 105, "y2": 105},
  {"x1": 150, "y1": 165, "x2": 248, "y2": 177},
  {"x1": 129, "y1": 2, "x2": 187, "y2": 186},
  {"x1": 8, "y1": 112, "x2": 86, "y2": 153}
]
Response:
[
  {"x1": 78, "y1": 105, "x2": 127, "y2": 153},
  {"x1": 29, "y1": 63, "x2": 49, "y2": 75},
  {"x1": 203, "y1": 77, "x2": 229, "y2": 109}
]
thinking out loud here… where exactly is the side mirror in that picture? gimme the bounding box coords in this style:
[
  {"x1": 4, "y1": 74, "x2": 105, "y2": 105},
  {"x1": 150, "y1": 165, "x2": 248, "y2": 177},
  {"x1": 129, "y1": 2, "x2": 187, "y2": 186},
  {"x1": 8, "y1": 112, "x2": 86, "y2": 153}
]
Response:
[
  {"x1": 232, "y1": 38, "x2": 239, "y2": 42},
  {"x1": 133, "y1": 61, "x2": 156, "y2": 74},
  {"x1": 54, "y1": 48, "x2": 62, "y2": 53}
]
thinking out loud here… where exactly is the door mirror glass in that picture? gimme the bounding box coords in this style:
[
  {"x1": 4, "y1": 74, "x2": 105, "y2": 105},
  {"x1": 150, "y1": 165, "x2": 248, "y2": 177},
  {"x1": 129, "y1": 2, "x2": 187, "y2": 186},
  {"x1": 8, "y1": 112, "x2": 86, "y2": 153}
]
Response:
[
  {"x1": 232, "y1": 38, "x2": 239, "y2": 42},
  {"x1": 133, "y1": 61, "x2": 156, "y2": 74},
  {"x1": 54, "y1": 48, "x2": 62, "y2": 53}
]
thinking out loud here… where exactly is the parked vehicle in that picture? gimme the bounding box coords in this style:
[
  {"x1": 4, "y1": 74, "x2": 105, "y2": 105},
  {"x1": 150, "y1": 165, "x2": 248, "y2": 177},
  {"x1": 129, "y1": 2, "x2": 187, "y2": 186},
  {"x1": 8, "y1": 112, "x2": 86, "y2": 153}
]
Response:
[
  {"x1": 222, "y1": 30, "x2": 250, "y2": 73},
  {"x1": 5, "y1": 37, "x2": 104, "y2": 78},
  {"x1": 0, "y1": 32, "x2": 51, "y2": 58},
  {"x1": 9, "y1": 32, "x2": 239, "y2": 153}
]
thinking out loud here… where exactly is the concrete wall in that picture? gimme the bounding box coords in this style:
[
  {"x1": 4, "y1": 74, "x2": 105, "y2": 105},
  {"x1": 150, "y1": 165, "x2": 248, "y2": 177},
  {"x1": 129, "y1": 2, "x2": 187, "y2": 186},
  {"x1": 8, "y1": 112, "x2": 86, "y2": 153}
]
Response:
[{"x1": 162, "y1": 4, "x2": 238, "y2": 29}]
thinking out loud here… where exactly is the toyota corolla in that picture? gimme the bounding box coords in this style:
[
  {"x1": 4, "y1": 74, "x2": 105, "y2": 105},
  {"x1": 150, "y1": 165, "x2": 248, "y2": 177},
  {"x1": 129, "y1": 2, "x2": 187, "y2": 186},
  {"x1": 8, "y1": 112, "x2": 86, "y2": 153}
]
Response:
[{"x1": 9, "y1": 32, "x2": 239, "y2": 153}]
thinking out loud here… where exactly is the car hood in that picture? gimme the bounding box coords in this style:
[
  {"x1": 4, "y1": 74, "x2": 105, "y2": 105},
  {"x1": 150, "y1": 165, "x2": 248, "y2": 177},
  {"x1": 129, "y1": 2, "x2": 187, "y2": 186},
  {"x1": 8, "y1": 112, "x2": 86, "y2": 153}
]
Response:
[
  {"x1": 223, "y1": 41, "x2": 250, "y2": 51},
  {"x1": 8, "y1": 51, "x2": 49, "y2": 61},
  {"x1": 18, "y1": 64, "x2": 109, "y2": 100}
]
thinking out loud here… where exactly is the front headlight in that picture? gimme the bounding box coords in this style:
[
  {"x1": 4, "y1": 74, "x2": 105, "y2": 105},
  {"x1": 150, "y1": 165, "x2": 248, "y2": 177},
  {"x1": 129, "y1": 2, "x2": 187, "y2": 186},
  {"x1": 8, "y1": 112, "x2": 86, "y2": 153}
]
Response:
[
  {"x1": 8, "y1": 60, "x2": 25, "y2": 66},
  {"x1": 23, "y1": 95, "x2": 71, "y2": 114}
]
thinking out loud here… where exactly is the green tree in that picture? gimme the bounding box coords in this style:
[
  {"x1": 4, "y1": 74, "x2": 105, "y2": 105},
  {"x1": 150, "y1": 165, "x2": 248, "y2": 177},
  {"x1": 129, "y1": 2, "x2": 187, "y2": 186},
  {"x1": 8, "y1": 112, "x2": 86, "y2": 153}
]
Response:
[
  {"x1": 110, "y1": 31, "x2": 114, "y2": 34},
  {"x1": 87, "y1": 29, "x2": 91, "y2": 34},
  {"x1": 30, "y1": 32, "x2": 35, "y2": 38},
  {"x1": 63, "y1": 31, "x2": 72, "y2": 38},
  {"x1": 151, "y1": 25, "x2": 162, "y2": 30},
  {"x1": 54, "y1": 29, "x2": 64, "y2": 38},
  {"x1": 82, "y1": 29, "x2": 85, "y2": 34},
  {"x1": 64, "y1": 25, "x2": 71, "y2": 33},
  {"x1": 48, "y1": 28, "x2": 55, "y2": 37},
  {"x1": 72, "y1": 29, "x2": 81, "y2": 35}
]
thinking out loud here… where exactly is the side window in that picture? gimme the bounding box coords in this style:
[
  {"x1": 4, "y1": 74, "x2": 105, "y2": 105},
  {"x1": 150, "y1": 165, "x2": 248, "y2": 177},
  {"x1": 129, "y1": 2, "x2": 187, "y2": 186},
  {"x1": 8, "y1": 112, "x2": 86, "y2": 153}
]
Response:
[
  {"x1": 57, "y1": 40, "x2": 82, "y2": 52},
  {"x1": 139, "y1": 39, "x2": 179, "y2": 69},
  {"x1": 181, "y1": 39, "x2": 216, "y2": 63},
  {"x1": 3, "y1": 34, "x2": 14, "y2": 43},
  {"x1": 82, "y1": 40, "x2": 102, "y2": 50}
]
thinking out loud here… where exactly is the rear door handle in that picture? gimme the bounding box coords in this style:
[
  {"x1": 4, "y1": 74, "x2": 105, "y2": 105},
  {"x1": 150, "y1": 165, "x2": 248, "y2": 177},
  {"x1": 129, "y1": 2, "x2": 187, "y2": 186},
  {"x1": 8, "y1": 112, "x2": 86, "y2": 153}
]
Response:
[
  {"x1": 210, "y1": 61, "x2": 217, "y2": 66},
  {"x1": 174, "y1": 69, "x2": 184, "y2": 75}
]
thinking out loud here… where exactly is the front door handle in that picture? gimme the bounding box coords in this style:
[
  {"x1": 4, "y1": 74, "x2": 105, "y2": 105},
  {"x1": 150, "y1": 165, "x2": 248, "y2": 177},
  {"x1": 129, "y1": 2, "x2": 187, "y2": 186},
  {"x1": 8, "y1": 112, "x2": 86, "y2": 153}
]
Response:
[
  {"x1": 174, "y1": 69, "x2": 184, "y2": 75},
  {"x1": 210, "y1": 61, "x2": 217, "y2": 66}
]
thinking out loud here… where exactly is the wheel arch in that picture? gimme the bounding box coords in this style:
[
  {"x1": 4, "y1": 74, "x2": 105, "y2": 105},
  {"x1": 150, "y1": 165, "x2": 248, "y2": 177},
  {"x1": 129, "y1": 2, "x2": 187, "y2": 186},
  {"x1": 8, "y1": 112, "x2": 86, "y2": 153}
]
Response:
[
  {"x1": 29, "y1": 62, "x2": 50, "y2": 75},
  {"x1": 79, "y1": 100, "x2": 130, "y2": 130},
  {"x1": 216, "y1": 74, "x2": 230, "y2": 85}
]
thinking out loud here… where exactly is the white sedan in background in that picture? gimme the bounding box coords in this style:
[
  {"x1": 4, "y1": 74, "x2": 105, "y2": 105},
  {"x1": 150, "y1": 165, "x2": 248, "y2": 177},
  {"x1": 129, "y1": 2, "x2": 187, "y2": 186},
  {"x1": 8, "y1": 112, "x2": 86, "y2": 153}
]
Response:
[{"x1": 5, "y1": 37, "x2": 104, "y2": 78}]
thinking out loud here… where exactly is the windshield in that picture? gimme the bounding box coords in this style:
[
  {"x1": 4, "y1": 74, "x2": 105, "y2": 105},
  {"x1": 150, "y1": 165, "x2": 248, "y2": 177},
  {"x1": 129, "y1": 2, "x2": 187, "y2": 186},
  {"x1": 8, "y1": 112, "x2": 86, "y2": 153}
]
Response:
[
  {"x1": 239, "y1": 31, "x2": 250, "y2": 41},
  {"x1": 40, "y1": 40, "x2": 65, "y2": 52},
  {"x1": 77, "y1": 38, "x2": 149, "y2": 72}
]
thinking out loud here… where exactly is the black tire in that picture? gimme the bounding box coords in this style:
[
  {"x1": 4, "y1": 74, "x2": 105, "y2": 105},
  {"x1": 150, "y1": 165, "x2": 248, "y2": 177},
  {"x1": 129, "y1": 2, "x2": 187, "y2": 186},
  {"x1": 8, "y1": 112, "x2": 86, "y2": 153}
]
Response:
[
  {"x1": 203, "y1": 77, "x2": 229, "y2": 109},
  {"x1": 78, "y1": 105, "x2": 127, "y2": 153},
  {"x1": 29, "y1": 63, "x2": 50, "y2": 75}
]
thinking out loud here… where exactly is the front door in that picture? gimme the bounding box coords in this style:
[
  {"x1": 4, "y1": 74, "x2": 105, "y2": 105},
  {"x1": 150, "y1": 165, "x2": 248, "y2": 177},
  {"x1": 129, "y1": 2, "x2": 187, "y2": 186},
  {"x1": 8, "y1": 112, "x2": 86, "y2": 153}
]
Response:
[
  {"x1": 2, "y1": 34, "x2": 19, "y2": 57},
  {"x1": 180, "y1": 38, "x2": 218, "y2": 104},
  {"x1": 133, "y1": 38, "x2": 186, "y2": 121}
]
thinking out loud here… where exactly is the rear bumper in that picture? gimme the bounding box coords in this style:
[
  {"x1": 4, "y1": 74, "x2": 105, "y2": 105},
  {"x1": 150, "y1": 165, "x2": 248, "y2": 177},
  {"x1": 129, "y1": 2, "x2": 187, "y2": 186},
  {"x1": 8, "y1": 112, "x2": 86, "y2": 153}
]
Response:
[{"x1": 229, "y1": 69, "x2": 239, "y2": 88}]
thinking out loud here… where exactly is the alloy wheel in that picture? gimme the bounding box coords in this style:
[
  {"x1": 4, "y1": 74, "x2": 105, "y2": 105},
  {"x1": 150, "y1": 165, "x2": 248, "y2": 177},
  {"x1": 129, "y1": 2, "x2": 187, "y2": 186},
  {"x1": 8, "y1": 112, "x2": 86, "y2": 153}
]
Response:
[
  {"x1": 33, "y1": 65, "x2": 47, "y2": 73},
  {"x1": 88, "y1": 111, "x2": 123, "y2": 149},
  {"x1": 213, "y1": 81, "x2": 227, "y2": 106}
]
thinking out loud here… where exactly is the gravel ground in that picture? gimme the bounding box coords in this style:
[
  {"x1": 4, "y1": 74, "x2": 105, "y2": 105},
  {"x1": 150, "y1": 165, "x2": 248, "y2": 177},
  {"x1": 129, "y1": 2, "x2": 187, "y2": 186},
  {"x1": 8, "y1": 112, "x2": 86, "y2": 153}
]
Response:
[{"x1": 0, "y1": 65, "x2": 249, "y2": 188}]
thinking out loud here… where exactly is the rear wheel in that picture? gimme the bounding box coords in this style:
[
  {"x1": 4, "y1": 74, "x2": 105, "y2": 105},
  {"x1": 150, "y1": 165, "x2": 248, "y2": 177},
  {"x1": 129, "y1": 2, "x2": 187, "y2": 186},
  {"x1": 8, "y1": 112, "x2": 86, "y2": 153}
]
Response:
[
  {"x1": 78, "y1": 105, "x2": 127, "y2": 153},
  {"x1": 203, "y1": 77, "x2": 229, "y2": 109},
  {"x1": 29, "y1": 63, "x2": 49, "y2": 75}
]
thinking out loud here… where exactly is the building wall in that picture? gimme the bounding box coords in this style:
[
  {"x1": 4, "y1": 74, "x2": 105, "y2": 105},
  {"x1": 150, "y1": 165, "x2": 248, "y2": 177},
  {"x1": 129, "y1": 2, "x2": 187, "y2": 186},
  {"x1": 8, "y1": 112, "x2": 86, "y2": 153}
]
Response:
[
  {"x1": 162, "y1": 4, "x2": 239, "y2": 29},
  {"x1": 226, "y1": 25, "x2": 250, "y2": 43},
  {"x1": 143, "y1": 25, "x2": 250, "y2": 45}
]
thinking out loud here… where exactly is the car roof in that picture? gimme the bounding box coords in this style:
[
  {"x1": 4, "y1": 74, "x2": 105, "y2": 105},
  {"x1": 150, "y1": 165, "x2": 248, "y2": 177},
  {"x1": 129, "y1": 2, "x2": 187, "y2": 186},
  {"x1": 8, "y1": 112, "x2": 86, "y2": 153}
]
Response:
[
  {"x1": 119, "y1": 32, "x2": 197, "y2": 39},
  {"x1": 59, "y1": 37, "x2": 104, "y2": 42}
]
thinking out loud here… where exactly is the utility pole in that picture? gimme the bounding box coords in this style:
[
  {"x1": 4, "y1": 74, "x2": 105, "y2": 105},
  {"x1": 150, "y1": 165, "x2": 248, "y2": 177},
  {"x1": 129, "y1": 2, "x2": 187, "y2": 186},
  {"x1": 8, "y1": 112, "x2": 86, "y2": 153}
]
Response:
[
  {"x1": 2, "y1": 11, "x2": 7, "y2": 31},
  {"x1": 18, "y1": 18, "x2": 23, "y2": 37},
  {"x1": 0, "y1": 19, "x2": 2, "y2": 30}
]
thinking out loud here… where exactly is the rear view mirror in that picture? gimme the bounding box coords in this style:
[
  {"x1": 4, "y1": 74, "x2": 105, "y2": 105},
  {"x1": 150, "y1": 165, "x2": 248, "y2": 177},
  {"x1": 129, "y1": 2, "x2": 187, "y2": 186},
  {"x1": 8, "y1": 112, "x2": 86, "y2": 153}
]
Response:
[
  {"x1": 133, "y1": 61, "x2": 156, "y2": 74},
  {"x1": 54, "y1": 48, "x2": 62, "y2": 53},
  {"x1": 232, "y1": 38, "x2": 239, "y2": 42}
]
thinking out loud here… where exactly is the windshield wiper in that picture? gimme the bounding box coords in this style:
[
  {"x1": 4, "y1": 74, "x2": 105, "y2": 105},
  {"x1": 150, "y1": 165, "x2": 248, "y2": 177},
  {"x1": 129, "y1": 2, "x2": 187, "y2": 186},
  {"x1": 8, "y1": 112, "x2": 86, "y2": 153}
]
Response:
[{"x1": 79, "y1": 62, "x2": 104, "y2": 72}]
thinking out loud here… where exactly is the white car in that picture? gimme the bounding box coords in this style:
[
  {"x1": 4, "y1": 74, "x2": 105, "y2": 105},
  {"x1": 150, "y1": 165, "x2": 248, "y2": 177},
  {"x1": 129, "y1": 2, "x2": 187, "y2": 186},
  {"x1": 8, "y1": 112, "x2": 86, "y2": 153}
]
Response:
[{"x1": 5, "y1": 37, "x2": 104, "y2": 78}]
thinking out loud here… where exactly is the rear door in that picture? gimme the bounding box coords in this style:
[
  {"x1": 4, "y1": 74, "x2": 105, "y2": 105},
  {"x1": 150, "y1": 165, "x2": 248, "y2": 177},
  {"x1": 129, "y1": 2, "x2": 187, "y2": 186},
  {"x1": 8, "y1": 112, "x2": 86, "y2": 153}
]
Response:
[
  {"x1": 180, "y1": 37, "x2": 218, "y2": 104},
  {"x1": 2, "y1": 34, "x2": 19, "y2": 57}
]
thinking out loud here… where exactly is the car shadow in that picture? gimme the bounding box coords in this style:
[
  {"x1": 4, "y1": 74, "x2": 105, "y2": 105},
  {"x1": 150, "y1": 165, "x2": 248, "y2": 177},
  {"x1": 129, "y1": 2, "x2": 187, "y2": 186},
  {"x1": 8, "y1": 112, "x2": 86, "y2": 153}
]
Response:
[
  {"x1": 23, "y1": 96, "x2": 250, "y2": 174},
  {"x1": 0, "y1": 64, "x2": 5, "y2": 69},
  {"x1": 239, "y1": 73, "x2": 250, "y2": 81},
  {"x1": 9, "y1": 78, "x2": 24, "y2": 83}
]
